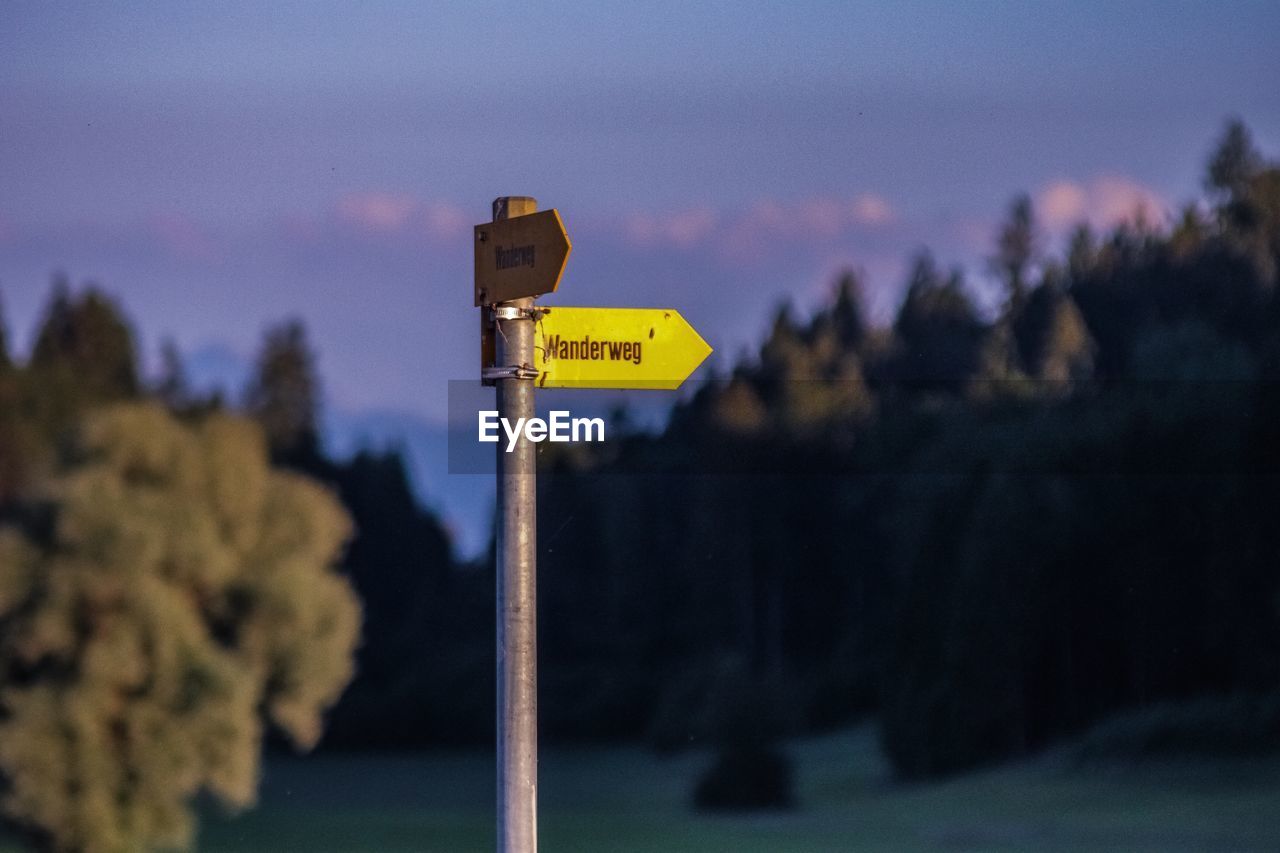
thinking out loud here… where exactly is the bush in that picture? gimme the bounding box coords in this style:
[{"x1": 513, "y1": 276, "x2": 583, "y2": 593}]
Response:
[
  {"x1": 683, "y1": 656, "x2": 800, "y2": 810},
  {"x1": 0, "y1": 404, "x2": 360, "y2": 851},
  {"x1": 693, "y1": 746, "x2": 795, "y2": 811}
]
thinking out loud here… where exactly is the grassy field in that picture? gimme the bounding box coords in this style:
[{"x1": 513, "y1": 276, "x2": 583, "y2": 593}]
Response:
[
  {"x1": 189, "y1": 726, "x2": 1280, "y2": 852},
  {"x1": 1, "y1": 726, "x2": 1273, "y2": 851}
]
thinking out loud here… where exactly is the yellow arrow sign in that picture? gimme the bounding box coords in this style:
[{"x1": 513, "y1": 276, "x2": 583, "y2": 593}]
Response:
[
  {"x1": 533, "y1": 307, "x2": 712, "y2": 390},
  {"x1": 474, "y1": 209, "x2": 572, "y2": 306}
]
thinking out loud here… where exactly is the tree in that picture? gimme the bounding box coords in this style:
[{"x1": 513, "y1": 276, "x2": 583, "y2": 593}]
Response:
[
  {"x1": 244, "y1": 320, "x2": 321, "y2": 463},
  {"x1": 1013, "y1": 282, "x2": 1095, "y2": 387},
  {"x1": 0, "y1": 291, "x2": 34, "y2": 501},
  {"x1": 30, "y1": 280, "x2": 140, "y2": 403},
  {"x1": 819, "y1": 271, "x2": 867, "y2": 352},
  {"x1": 155, "y1": 338, "x2": 190, "y2": 410},
  {"x1": 319, "y1": 447, "x2": 458, "y2": 748},
  {"x1": 1204, "y1": 121, "x2": 1280, "y2": 287},
  {"x1": 993, "y1": 194, "x2": 1040, "y2": 308},
  {"x1": 969, "y1": 317, "x2": 1028, "y2": 399},
  {"x1": 1066, "y1": 224, "x2": 1096, "y2": 282},
  {"x1": 1032, "y1": 293, "x2": 1095, "y2": 385},
  {"x1": 0, "y1": 404, "x2": 360, "y2": 852},
  {"x1": 893, "y1": 253, "x2": 986, "y2": 391},
  {"x1": 0, "y1": 290, "x2": 11, "y2": 372},
  {"x1": 1206, "y1": 119, "x2": 1261, "y2": 202}
]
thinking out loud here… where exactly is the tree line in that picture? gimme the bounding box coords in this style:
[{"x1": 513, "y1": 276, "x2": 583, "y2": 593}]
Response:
[{"x1": 531, "y1": 118, "x2": 1280, "y2": 784}]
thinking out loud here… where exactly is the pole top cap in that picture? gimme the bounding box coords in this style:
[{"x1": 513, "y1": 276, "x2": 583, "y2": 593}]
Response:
[{"x1": 493, "y1": 196, "x2": 538, "y2": 220}]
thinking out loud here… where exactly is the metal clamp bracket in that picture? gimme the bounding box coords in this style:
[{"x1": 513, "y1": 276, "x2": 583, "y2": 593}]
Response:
[
  {"x1": 491, "y1": 305, "x2": 548, "y2": 322},
  {"x1": 482, "y1": 364, "x2": 540, "y2": 382}
]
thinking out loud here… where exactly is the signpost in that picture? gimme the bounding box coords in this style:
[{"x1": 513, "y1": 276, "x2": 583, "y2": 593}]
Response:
[{"x1": 477, "y1": 198, "x2": 709, "y2": 853}]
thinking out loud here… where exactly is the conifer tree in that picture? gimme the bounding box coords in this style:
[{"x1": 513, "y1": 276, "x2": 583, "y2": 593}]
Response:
[
  {"x1": 993, "y1": 194, "x2": 1040, "y2": 309},
  {"x1": 1206, "y1": 119, "x2": 1261, "y2": 202},
  {"x1": 244, "y1": 320, "x2": 321, "y2": 463},
  {"x1": 155, "y1": 337, "x2": 190, "y2": 409},
  {"x1": 829, "y1": 271, "x2": 866, "y2": 351},
  {"x1": 894, "y1": 254, "x2": 985, "y2": 390},
  {"x1": 30, "y1": 280, "x2": 140, "y2": 402},
  {"x1": 0, "y1": 290, "x2": 11, "y2": 371}
]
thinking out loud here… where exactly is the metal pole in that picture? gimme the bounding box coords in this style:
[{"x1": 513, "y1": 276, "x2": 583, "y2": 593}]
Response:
[{"x1": 493, "y1": 195, "x2": 538, "y2": 853}]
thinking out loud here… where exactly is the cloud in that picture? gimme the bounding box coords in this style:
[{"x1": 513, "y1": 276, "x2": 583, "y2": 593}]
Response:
[
  {"x1": 622, "y1": 193, "x2": 896, "y2": 262},
  {"x1": 332, "y1": 192, "x2": 470, "y2": 242},
  {"x1": 1037, "y1": 176, "x2": 1168, "y2": 233},
  {"x1": 852, "y1": 194, "x2": 895, "y2": 227},
  {"x1": 1039, "y1": 182, "x2": 1089, "y2": 229},
  {"x1": 624, "y1": 206, "x2": 718, "y2": 249},
  {"x1": 335, "y1": 192, "x2": 418, "y2": 233},
  {"x1": 741, "y1": 193, "x2": 896, "y2": 239}
]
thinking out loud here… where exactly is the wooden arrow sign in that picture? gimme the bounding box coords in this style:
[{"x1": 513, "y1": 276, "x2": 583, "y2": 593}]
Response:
[
  {"x1": 533, "y1": 307, "x2": 712, "y2": 390},
  {"x1": 474, "y1": 209, "x2": 572, "y2": 306}
]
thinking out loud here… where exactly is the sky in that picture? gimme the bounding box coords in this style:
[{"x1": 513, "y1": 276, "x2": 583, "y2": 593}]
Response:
[{"x1": 3, "y1": 0, "x2": 1279, "y2": 553}]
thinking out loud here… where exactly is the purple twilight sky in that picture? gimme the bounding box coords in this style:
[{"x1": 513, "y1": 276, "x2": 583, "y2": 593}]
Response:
[{"x1": 3, "y1": 1, "x2": 1279, "y2": 553}]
